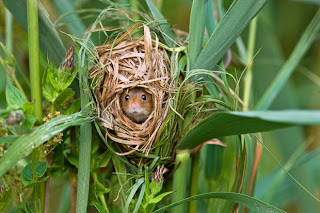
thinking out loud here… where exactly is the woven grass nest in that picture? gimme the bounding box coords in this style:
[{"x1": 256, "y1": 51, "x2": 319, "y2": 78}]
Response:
[{"x1": 90, "y1": 23, "x2": 171, "y2": 155}]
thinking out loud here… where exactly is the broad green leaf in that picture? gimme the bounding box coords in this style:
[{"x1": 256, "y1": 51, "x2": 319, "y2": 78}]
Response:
[
  {"x1": 205, "y1": 0, "x2": 216, "y2": 37},
  {"x1": 178, "y1": 110, "x2": 320, "y2": 150},
  {"x1": 0, "y1": 112, "x2": 91, "y2": 176},
  {"x1": 193, "y1": 0, "x2": 268, "y2": 70},
  {"x1": 54, "y1": 88, "x2": 75, "y2": 106},
  {"x1": 3, "y1": 0, "x2": 65, "y2": 67},
  {"x1": 189, "y1": 0, "x2": 208, "y2": 68},
  {"x1": 255, "y1": 9, "x2": 320, "y2": 110},
  {"x1": 153, "y1": 192, "x2": 285, "y2": 213},
  {"x1": 291, "y1": 0, "x2": 320, "y2": 4},
  {"x1": 145, "y1": 0, "x2": 175, "y2": 47},
  {"x1": 149, "y1": 191, "x2": 173, "y2": 204},
  {"x1": 6, "y1": 84, "x2": 27, "y2": 107}
]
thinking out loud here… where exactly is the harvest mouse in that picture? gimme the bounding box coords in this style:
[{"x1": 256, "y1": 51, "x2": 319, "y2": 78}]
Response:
[{"x1": 120, "y1": 88, "x2": 153, "y2": 123}]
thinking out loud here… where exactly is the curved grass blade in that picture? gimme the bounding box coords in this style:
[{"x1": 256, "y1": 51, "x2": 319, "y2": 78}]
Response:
[
  {"x1": 193, "y1": 0, "x2": 268, "y2": 70},
  {"x1": 145, "y1": 0, "x2": 175, "y2": 47},
  {"x1": 0, "y1": 112, "x2": 91, "y2": 177},
  {"x1": 153, "y1": 192, "x2": 286, "y2": 213},
  {"x1": 178, "y1": 110, "x2": 320, "y2": 150},
  {"x1": 189, "y1": 0, "x2": 208, "y2": 68},
  {"x1": 255, "y1": 9, "x2": 320, "y2": 110},
  {"x1": 3, "y1": 0, "x2": 65, "y2": 67},
  {"x1": 124, "y1": 178, "x2": 144, "y2": 213}
]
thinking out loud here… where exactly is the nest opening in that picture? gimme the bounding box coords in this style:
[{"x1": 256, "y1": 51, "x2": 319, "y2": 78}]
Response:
[{"x1": 90, "y1": 23, "x2": 171, "y2": 155}]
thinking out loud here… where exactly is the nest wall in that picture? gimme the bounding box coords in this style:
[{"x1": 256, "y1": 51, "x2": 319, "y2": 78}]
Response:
[{"x1": 90, "y1": 23, "x2": 171, "y2": 155}]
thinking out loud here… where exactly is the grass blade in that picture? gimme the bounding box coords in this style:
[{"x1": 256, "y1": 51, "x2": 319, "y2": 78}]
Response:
[
  {"x1": 188, "y1": 0, "x2": 208, "y2": 68},
  {"x1": 145, "y1": 0, "x2": 175, "y2": 47},
  {"x1": 255, "y1": 9, "x2": 320, "y2": 110},
  {"x1": 0, "y1": 112, "x2": 91, "y2": 177},
  {"x1": 153, "y1": 192, "x2": 285, "y2": 213},
  {"x1": 193, "y1": 0, "x2": 268, "y2": 70},
  {"x1": 178, "y1": 110, "x2": 320, "y2": 150}
]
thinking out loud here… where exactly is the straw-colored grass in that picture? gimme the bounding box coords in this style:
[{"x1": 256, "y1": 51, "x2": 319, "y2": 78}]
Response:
[{"x1": 90, "y1": 23, "x2": 170, "y2": 155}]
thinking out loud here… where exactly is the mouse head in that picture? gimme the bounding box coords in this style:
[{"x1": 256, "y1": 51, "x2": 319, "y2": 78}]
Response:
[{"x1": 120, "y1": 88, "x2": 153, "y2": 123}]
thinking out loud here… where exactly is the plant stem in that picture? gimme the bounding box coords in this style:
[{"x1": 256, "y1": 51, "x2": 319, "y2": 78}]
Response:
[
  {"x1": 32, "y1": 150, "x2": 39, "y2": 213},
  {"x1": 243, "y1": 16, "x2": 258, "y2": 111},
  {"x1": 5, "y1": 9, "x2": 13, "y2": 85},
  {"x1": 188, "y1": 151, "x2": 200, "y2": 213},
  {"x1": 27, "y1": 0, "x2": 42, "y2": 121},
  {"x1": 172, "y1": 150, "x2": 190, "y2": 213},
  {"x1": 27, "y1": 0, "x2": 43, "y2": 212}
]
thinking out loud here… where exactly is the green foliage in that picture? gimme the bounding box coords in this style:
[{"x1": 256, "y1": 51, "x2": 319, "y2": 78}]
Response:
[
  {"x1": 153, "y1": 192, "x2": 286, "y2": 213},
  {"x1": 179, "y1": 110, "x2": 320, "y2": 150},
  {"x1": 21, "y1": 162, "x2": 48, "y2": 187}
]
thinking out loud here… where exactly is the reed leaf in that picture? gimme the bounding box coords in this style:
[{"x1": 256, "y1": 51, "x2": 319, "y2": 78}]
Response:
[
  {"x1": 154, "y1": 192, "x2": 285, "y2": 213},
  {"x1": 178, "y1": 110, "x2": 320, "y2": 150},
  {"x1": 193, "y1": 0, "x2": 268, "y2": 70}
]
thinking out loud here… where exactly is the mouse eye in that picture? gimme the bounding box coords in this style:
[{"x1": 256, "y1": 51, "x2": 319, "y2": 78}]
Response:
[
  {"x1": 141, "y1": 94, "x2": 146, "y2": 100},
  {"x1": 125, "y1": 95, "x2": 129, "y2": 101}
]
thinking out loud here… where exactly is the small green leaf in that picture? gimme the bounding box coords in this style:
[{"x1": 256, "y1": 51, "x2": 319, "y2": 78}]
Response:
[
  {"x1": 54, "y1": 88, "x2": 75, "y2": 106},
  {"x1": 60, "y1": 67, "x2": 78, "y2": 91},
  {"x1": 98, "y1": 151, "x2": 112, "y2": 168},
  {"x1": 23, "y1": 176, "x2": 49, "y2": 188},
  {"x1": 22, "y1": 102, "x2": 34, "y2": 116},
  {"x1": 149, "y1": 191, "x2": 174, "y2": 204},
  {"x1": 149, "y1": 180, "x2": 162, "y2": 195},
  {"x1": 21, "y1": 162, "x2": 48, "y2": 186},
  {"x1": 42, "y1": 66, "x2": 58, "y2": 103},
  {"x1": 66, "y1": 154, "x2": 79, "y2": 168},
  {"x1": 6, "y1": 84, "x2": 27, "y2": 107}
]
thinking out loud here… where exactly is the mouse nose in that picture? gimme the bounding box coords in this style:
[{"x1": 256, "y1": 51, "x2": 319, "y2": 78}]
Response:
[{"x1": 130, "y1": 103, "x2": 139, "y2": 111}]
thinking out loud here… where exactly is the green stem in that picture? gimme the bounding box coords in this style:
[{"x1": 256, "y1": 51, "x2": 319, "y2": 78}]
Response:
[
  {"x1": 243, "y1": 16, "x2": 258, "y2": 111},
  {"x1": 5, "y1": 9, "x2": 13, "y2": 85},
  {"x1": 32, "y1": 151, "x2": 39, "y2": 213},
  {"x1": 27, "y1": 0, "x2": 43, "y2": 212},
  {"x1": 172, "y1": 150, "x2": 190, "y2": 213},
  {"x1": 27, "y1": 0, "x2": 42, "y2": 121},
  {"x1": 51, "y1": 104, "x2": 56, "y2": 117},
  {"x1": 188, "y1": 152, "x2": 200, "y2": 213}
]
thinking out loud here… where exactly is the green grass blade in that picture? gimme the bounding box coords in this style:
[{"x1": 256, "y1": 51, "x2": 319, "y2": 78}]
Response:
[
  {"x1": 255, "y1": 9, "x2": 320, "y2": 110},
  {"x1": 178, "y1": 110, "x2": 320, "y2": 150},
  {"x1": 76, "y1": 31, "x2": 93, "y2": 213},
  {"x1": 0, "y1": 112, "x2": 91, "y2": 177},
  {"x1": 193, "y1": 0, "x2": 268, "y2": 70},
  {"x1": 124, "y1": 178, "x2": 144, "y2": 213},
  {"x1": 188, "y1": 0, "x2": 208, "y2": 68},
  {"x1": 145, "y1": 0, "x2": 175, "y2": 47},
  {"x1": 205, "y1": 0, "x2": 216, "y2": 36},
  {"x1": 3, "y1": 0, "x2": 66, "y2": 67},
  {"x1": 153, "y1": 192, "x2": 285, "y2": 213}
]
